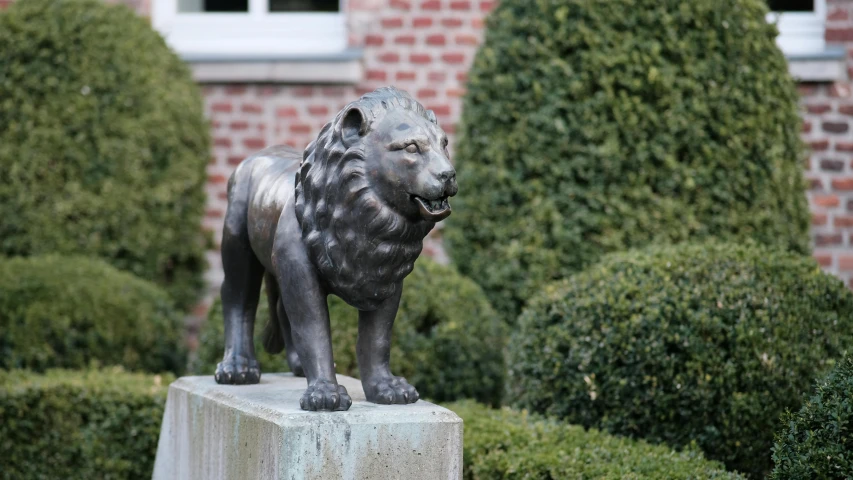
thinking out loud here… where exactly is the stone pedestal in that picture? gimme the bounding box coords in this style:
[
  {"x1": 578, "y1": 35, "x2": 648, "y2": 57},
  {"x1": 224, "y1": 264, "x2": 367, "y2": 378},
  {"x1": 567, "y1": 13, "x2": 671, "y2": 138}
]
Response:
[{"x1": 152, "y1": 373, "x2": 463, "y2": 480}]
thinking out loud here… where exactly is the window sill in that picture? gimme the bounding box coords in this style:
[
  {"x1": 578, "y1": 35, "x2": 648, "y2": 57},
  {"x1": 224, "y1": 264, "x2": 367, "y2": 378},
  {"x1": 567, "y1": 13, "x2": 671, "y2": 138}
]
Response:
[
  {"x1": 186, "y1": 48, "x2": 364, "y2": 84},
  {"x1": 786, "y1": 46, "x2": 847, "y2": 82}
]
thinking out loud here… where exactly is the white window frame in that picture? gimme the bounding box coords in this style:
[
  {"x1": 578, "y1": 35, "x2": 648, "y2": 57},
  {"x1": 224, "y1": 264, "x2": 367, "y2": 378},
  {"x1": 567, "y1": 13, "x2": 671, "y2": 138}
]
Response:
[
  {"x1": 152, "y1": 0, "x2": 347, "y2": 60},
  {"x1": 767, "y1": 0, "x2": 826, "y2": 55}
]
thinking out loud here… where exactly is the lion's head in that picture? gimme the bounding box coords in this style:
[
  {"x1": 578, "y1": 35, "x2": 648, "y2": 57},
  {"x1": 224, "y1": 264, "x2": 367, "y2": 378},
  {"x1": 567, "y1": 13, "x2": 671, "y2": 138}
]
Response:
[{"x1": 294, "y1": 87, "x2": 457, "y2": 310}]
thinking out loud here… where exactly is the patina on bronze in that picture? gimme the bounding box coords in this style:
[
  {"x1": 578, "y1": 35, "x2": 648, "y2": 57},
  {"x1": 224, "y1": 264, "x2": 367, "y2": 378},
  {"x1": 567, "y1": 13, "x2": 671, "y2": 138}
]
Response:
[{"x1": 214, "y1": 87, "x2": 458, "y2": 412}]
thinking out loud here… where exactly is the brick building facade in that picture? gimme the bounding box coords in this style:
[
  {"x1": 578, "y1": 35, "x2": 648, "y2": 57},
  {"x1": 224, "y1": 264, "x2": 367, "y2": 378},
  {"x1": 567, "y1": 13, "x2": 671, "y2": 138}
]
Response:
[{"x1": 3, "y1": 0, "x2": 853, "y2": 313}]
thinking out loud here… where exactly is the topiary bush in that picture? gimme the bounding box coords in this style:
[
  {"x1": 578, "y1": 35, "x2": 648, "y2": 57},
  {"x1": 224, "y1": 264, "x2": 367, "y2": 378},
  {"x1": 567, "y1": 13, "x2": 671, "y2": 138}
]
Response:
[
  {"x1": 0, "y1": 0, "x2": 210, "y2": 309},
  {"x1": 507, "y1": 242, "x2": 853, "y2": 478},
  {"x1": 0, "y1": 255, "x2": 187, "y2": 375},
  {"x1": 447, "y1": 400, "x2": 745, "y2": 479},
  {"x1": 193, "y1": 258, "x2": 507, "y2": 404},
  {"x1": 447, "y1": 0, "x2": 810, "y2": 319},
  {"x1": 0, "y1": 368, "x2": 172, "y2": 480},
  {"x1": 771, "y1": 355, "x2": 853, "y2": 479}
]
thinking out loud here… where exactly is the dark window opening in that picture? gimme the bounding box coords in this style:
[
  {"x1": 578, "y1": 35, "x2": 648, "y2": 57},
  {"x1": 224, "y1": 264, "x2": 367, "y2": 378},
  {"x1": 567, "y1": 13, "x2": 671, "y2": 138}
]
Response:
[
  {"x1": 204, "y1": 0, "x2": 248, "y2": 11},
  {"x1": 767, "y1": 0, "x2": 815, "y2": 11},
  {"x1": 269, "y1": 0, "x2": 339, "y2": 12}
]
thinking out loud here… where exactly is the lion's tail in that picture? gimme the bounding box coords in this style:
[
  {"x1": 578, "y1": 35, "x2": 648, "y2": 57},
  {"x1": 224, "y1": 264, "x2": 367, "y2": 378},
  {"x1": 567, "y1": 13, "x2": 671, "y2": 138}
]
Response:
[{"x1": 262, "y1": 278, "x2": 286, "y2": 355}]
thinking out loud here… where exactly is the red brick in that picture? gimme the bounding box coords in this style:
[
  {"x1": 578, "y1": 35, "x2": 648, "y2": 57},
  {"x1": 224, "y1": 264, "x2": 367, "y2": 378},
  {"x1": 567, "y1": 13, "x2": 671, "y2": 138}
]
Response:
[
  {"x1": 450, "y1": 0, "x2": 470, "y2": 10},
  {"x1": 225, "y1": 85, "x2": 248, "y2": 95},
  {"x1": 814, "y1": 253, "x2": 832, "y2": 267},
  {"x1": 308, "y1": 105, "x2": 329, "y2": 116},
  {"x1": 381, "y1": 17, "x2": 404, "y2": 28},
  {"x1": 479, "y1": 0, "x2": 495, "y2": 11},
  {"x1": 427, "y1": 104, "x2": 451, "y2": 116},
  {"x1": 456, "y1": 71, "x2": 469, "y2": 82},
  {"x1": 276, "y1": 106, "x2": 298, "y2": 118},
  {"x1": 320, "y1": 87, "x2": 346, "y2": 97},
  {"x1": 365, "y1": 34, "x2": 384, "y2": 46},
  {"x1": 442, "y1": 53, "x2": 466, "y2": 64},
  {"x1": 828, "y1": 7, "x2": 849, "y2": 21},
  {"x1": 814, "y1": 194, "x2": 841, "y2": 207},
  {"x1": 211, "y1": 102, "x2": 232, "y2": 113},
  {"x1": 831, "y1": 83, "x2": 852, "y2": 98},
  {"x1": 293, "y1": 87, "x2": 314, "y2": 97},
  {"x1": 417, "y1": 88, "x2": 438, "y2": 98},
  {"x1": 447, "y1": 87, "x2": 466, "y2": 98},
  {"x1": 258, "y1": 86, "x2": 280, "y2": 96},
  {"x1": 427, "y1": 34, "x2": 447, "y2": 45},
  {"x1": 839, "y1": 142, "x2": 853, "y2": 152},
  {"x1": 228, "y1": 156, "x2": 244, "y2": 166},
  {"x1": 410, "y1": 53, "x2": 432, "y2": 64},
  {"x1": 824, "y1": 121, "x2": 849, "y2": 134},
  {"x1": 832, "y1": 178, "x2": 853, "y2": 190},
  {"x1": 242, "y1": 103, "x2": 263, "y2": 114},
  {"x1": 229, "y1": 121, "x2": 249, "y2": 130},
  {"x1": 390, "y1": 0, "x2": 411, "y2": 9},
  {"x1": 455, "y1": 34, "x2": 479, "y2": 45},
  {"x1": 413, "y1": 17, "x2": 433, "y2": 28},
  {"x1": 840, "y1": 256, "x2": 853, "y2": 271},
  {"x1": 243, "y1": 138, "x2": 265, "y2": 149},
  {"x1": 807, "y1": 104, "x2": 832, "y2": 114},
  {"x1": 840, "y1": 105, "x2": 853, "y2": 116},
  {"x1": 810, "y1": 140, "x2": 830, "y2": 151},
  {"x1": 205, "y1": 208, "x2": 224, "y2": 219},
  {"x1": 816, "y1": 233, "x2": 844, "y2": 246},
  {"x1": 366, "y1": 69, "x2": 388, "y2": 81},
  {"x1": 812, "y1": 213, "x2": 828, "y2": 226},
  {"x1": 214, "y1": 137, "x2": 231, "y2": 148},
  {"x1": 442, "y1": 18, "x2": 463, "y2": 28},
  {"x1": 798, "y1": 84, "x2": 819, "y2": 96},
  {"x1": 421, "y1": 0, "x2": 441, "y2": 10},
  {"x1": 208, "y1": 174, "x2": 228, "y2": 184},
  {"x1": 428, "y1": 71, "x2": 447, "y2": 82},
  {"x1": 827, "y1": 27, "x2": 853, "y2": 42},
  {"x1": 820, "y1": 159, "x2": 845, "y2": 172},
  {"x1": 835, "y1": 215, "x2": 853, "y2": 227},
  {"x1": 290, "y1": 124, "x2": 312, "y2": 134},
  {"x1": 396, "y1": 71, "x2": 417, "y2": 81},
  {"x1": 472, "y1": 18, "x2": 485, "y2": 29},
  {"x1": 395, "y1": 34, "x2": 416, "y2": 45},
  {"x1": 379, "y1": 52, "x2": 401, "y2": 63}
]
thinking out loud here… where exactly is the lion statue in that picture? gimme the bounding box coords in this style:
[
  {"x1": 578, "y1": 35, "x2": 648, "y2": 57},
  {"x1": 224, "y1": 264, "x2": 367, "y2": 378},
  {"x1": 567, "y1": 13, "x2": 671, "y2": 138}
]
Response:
[{"x1": 214, "y1": 87, "x2": 458, "y2": 411}]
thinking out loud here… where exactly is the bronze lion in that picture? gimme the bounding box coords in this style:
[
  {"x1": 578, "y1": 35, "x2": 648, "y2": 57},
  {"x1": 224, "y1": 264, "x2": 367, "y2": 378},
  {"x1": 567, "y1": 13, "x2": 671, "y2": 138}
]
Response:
[{"x1": 214, "y1": 87, "x2": 458, "y2": 411}]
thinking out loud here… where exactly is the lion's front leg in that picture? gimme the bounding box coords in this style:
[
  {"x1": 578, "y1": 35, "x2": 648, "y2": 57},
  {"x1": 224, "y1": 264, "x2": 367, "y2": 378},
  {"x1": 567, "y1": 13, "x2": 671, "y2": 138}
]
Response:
[{"x1": 358, "y1": 286, "x2": 419, "y2": 405}]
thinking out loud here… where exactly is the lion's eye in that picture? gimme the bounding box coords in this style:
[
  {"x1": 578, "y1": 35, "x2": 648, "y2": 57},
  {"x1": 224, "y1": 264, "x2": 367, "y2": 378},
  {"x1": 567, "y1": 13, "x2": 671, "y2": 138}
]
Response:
[{"x1": 405, "y1": 144, "x2": 419, "y2": 154}]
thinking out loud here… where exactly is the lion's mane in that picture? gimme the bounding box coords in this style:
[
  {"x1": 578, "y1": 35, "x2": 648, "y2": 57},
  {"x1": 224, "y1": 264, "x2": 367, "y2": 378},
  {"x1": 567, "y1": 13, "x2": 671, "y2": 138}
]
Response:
[{"x1": 294, "y1": 87, "x2": 437, "y2": 311}]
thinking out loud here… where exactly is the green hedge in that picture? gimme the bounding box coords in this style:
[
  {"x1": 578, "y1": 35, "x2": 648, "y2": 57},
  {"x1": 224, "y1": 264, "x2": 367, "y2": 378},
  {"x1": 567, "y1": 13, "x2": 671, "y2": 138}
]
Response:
[
  {"x1": 771, "y1": 355, "x2": 853, "y2": 479},
  {"x1": 0, "y1": 0, "x2": 210, "y2": 309},
  {"x1": 507, "y1": 242, "x2": 853, "y2": 477},
  {"x1": 447, "y1": 400, "x2": 744, "y2": 479},
  {"x1": 193, "y1": 258, "x2": 507, "y2": 404},
  {"x1": 447, "y1": 0, "x2": 810, "y2": 319},
  {"x1": 0, "y1": 255, "x2": 187, "y2": 375},
  {"x1": 0, "y1": 368, "x2": 171, "y2": 480}
]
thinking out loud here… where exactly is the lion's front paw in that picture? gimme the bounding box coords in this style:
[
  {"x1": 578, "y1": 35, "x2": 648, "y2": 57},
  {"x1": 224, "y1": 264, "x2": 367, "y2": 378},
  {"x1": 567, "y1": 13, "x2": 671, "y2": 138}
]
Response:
[
  {"x1": 300, "y1": 380, "x2": 352, "y2": 411},
  {"x1": 215, "y1": 355, "x2": 260, "y2": 385},
  {"x1": 364, "y1": 376, "x2": 419, "y2": 405}
]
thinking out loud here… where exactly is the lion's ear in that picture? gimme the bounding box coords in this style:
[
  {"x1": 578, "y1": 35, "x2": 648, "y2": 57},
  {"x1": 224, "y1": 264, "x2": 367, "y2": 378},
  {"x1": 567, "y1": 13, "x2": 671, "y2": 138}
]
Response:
[
  {"x1": 341, "y1": 106, "x2": 368, "y2": 147},
  {"x1": 426, "y1": 109, "x2": 438, "y2": 125}
]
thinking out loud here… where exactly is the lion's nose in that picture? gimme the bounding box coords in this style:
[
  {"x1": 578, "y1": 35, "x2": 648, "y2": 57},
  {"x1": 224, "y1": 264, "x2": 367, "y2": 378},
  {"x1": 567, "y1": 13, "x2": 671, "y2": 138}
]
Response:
[
  {"x1": 438, "y1": 169, "x2": 456, "y2": 183},
  {"x1": 440, "y1": 170, "x2": 458, "y2": 196}
]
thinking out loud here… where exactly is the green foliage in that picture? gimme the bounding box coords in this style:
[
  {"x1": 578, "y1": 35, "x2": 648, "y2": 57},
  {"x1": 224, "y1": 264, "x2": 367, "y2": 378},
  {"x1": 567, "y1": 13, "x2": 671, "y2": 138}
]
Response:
[
  {"x1": 447, "y1": 400, "x2": 745, "y2": 479},
  {"x1": 771, "y1": 356, "x2": 853, "y2": 479},
  {"x1": 507, "y1": 242, "x2": 853, "y2": 477},
  {"x1": 0, "y1": 0, "x2": 210, "y2": 309},
  {"x1": 193, "y1": 258, "x2": 507, "y2": 404},
  {"x1": 0, "y1": 255, "x2": 187, "y2": 375},
  {"x1": 447, "y1": 0, "x2": 810, "y2": 319},
  {"x1": 0, "y1": 368, "x2": 172, "y2": 480}
]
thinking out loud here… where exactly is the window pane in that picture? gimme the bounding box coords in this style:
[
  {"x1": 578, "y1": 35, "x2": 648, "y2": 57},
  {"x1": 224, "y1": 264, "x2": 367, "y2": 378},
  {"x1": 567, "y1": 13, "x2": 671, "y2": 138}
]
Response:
[
  {"x1": 767, "y1": 0, "x2": 814, "y2": 11},
  {"x1": 178, "y1": 0, "x2": 248, "y2": 12},
  {"x1": 269, "y1": 0, "x2": 339, "y2": 12}
]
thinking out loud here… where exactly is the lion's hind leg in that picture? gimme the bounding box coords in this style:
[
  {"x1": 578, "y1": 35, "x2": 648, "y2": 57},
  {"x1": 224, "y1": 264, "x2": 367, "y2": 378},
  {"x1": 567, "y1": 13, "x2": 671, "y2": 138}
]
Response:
[{"x1": 262, "y1": 272, "x2": 304, "y2": 377}]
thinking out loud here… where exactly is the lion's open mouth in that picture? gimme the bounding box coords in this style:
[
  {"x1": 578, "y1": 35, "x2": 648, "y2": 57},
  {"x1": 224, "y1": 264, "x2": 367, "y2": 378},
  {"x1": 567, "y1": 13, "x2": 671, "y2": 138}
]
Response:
[{"x1": 412, "y1": 195, "x2": 451, "y2": 222}]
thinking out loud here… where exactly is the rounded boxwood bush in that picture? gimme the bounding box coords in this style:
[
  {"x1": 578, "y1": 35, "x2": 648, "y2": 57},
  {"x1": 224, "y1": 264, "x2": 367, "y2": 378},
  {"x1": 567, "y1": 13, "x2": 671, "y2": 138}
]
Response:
[
  {"x1": 0, "y1": 255, "x2": 187, "y2": 375},
  {"x1": 0, "y1": 367, "x2": 172, "y2": 480},
  {"x1": 447, "y1": 0, "x2": 810, "y2": 319},
  {"x1": 447, "y1": 400, "x2": 745, "y2": 479},
  {"x1": 193, "y1": 258, "x2": 507, "y2": 404},
  {"x1": 507, "y1": 242, "x2": 853, "y2": 477},
  {"x1": 0, "y1": 0, "x2": 210, "y2": 309},
  {"x1": 771, "y1": 355, "x2": 853, "y2": 479}
]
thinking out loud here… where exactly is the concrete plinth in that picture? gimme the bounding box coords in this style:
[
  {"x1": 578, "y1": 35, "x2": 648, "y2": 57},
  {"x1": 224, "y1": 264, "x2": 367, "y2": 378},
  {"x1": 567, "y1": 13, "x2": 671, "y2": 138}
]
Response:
[{"x1": 152, "y1": 374, "x2": 463, "y2": 480}]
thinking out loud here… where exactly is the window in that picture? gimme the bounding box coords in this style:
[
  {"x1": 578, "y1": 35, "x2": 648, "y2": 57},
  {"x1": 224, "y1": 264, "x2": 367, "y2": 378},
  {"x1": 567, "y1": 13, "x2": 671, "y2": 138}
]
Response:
[
  {"x1": 767, "y1": 0, "x2": 826, "y2": 55},
  {"x1": 153, "y1": 0, "x2": 347, "y2": 59}
]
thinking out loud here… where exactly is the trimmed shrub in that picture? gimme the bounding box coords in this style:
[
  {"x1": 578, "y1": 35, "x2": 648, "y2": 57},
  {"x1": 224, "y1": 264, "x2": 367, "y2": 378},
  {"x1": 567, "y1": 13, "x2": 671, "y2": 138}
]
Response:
[
  {"x1": 447, "y1": 400, "x2": 744, "y2": 479},
  {"x1": 0, "y1": 368, "x2": 172, "y2": 480},
  {"x1": 507, "y1": 242, "x2": 853, "y2": 477},
  {"x1": 447, "y1": 0, "x2": 810, "y2": 319},
  {"x1": 0, "y1": 0, "x2": 210, "y2": 309},
  {"x1": 193, "y1": 258, "x2": 507, "y2": 404},
  {"x1": 771, "y1": 355, "x2": 853, "y2": 479},
  {"x1": 0, "y1": 255, "x2": 187, "y2": 375}
]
